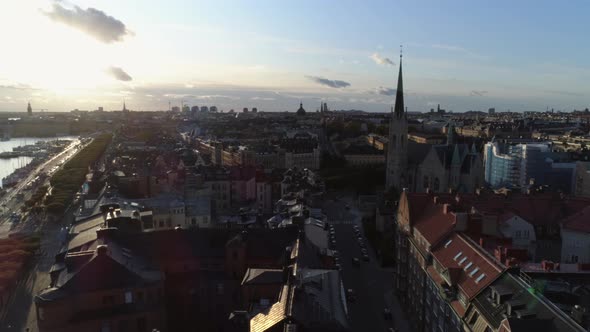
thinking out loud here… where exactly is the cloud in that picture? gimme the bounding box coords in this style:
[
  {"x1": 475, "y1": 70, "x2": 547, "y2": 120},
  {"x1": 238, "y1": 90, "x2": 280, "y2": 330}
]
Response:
[
  {"x1": 251, "y1": 96, "x2": 275, "y2": 101},
  {"x1": 305, "y1": 76, "x2": 350, "y2": 89},
  {"x1": 0, "y1": 83, "x2": 36, "y2": 90},
  {"x1": 370, "y1": 53, "x2": 395, "y2": 66},
  {"x1": 432, "y1": 44, "x2": 467, "y2": 52},
  {"x1": 106, "y1": 66, "x2": 132, "y2": 81},
  {"x1": 44, "y1": 3, "x2": 131, "y2": 43},
  {"x1": 369, "y1": 86, "x2": 396, "y2": 96},
  {"x1": 543, "y1": 90, "x2": 585, "y2": 97},
  {"x1": 469, "y1": 90, "x2": 488, "y2": 97}
]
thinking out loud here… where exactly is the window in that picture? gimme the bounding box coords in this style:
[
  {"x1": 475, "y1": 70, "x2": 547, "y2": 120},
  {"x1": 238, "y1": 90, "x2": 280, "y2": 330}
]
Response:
[
  {"x1": 423, "y1": 176, "x2": 429, "y2": 188},
  {"x1": 434, "y1": 177, "x2": 440, "y2": 191},
  {"x1": 137, "y1": 317, "x2": 147, "y2": 332},
  {"x1": 475, "y1": 273, "x2": 486, "y2": 284},
  {"x1": 515, "y1": 230, "x2": 521, "y2": 239},
  {"x1": 102, "y1": 295, "x2": 115, "y2": 305},
  {"x1": 125, "y1": 291, "x2": 133, "y2": 304},
  {"x1": 191, "y1": 218, "x2": 196, "y2": 226},
  {"x1": 118, "y1": 320, "x2": 128, "y2": 331},
  {"x1": 101, "y1": 322, "x2": 111, "y2": 332},
  {"x1": 572, "y1": 255, "x2": 579, "y2": 263},
  {"x1": 137, "y1": 291, "x2": 144, "y2": 303},
  {"x1": 468, "y1": 311, "x2": 479, "y2": 326}
]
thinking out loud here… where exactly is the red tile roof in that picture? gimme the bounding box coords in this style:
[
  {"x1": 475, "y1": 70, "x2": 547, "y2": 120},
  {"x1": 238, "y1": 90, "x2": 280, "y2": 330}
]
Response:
[
  {"x1": 562, "y1": 205, "x2": 590, "y2": 233},
  {"x1": 431, "y1": 233, "x2": 504, "y2": 300},
  {"x1": 413, "y1": 203, "x2": 456, "y2": 246}
]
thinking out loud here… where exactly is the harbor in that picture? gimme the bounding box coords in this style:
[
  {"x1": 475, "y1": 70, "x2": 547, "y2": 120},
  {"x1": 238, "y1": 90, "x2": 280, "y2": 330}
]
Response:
[{"x1": 0, "y1": 138, "x2": 73, "y2": 189}]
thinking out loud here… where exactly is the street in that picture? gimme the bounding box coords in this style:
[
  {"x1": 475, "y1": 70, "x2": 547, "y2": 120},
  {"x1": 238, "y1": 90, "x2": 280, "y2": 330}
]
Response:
[
  {"x1": 0, "y1": 138, "x2": 80, "y2": 236},
  {"x1": 0, "y1": 138, "x2": 83, "y2": 332},
  {"x1": 324, "y1": 195, "x2": 410, "y2": 332}
]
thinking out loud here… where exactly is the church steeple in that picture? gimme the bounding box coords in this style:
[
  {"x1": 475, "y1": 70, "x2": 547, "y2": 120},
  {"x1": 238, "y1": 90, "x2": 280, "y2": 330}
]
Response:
[
  {"x1": 27, "y1": 102, "x2": 32, "y2": 116},
  {"x1": 393, "y1": 48, "x2": 405, "y2": 119},
  {"x1": 386, "y1": 47, "x2": 409, "y2": 191}
]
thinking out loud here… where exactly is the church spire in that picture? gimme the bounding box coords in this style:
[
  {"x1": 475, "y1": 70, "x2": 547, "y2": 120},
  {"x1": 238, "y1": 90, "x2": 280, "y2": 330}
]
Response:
[{"x1": 394, "y1": 46, "x2": 404, "y2": 119}]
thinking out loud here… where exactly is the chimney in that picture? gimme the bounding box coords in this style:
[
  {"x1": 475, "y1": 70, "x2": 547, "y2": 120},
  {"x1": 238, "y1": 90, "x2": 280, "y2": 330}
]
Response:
[
  {"x1": 96, "y1": 244, "x2": 108, "y2": 256},
  {"x1": 443, "y1": 204, "x2": 451, "y2": 214},
  {"x1": 96, "y1": 227, "x2": 117, "y2": 240},
  {"x1": 454, "y1": 212, "x2": 468, "y2": 231}
]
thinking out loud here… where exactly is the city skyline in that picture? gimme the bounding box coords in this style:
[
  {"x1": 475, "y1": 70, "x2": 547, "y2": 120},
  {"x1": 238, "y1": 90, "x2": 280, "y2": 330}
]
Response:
[{"x1": 1, "y1": 0, "x2": 589, "y2": 113}]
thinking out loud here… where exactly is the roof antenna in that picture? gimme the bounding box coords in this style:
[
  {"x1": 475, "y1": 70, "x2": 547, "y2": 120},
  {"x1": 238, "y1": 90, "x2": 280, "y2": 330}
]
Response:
[{"x1": 400, "y1": 44, "x2": 403, "y2": 59}]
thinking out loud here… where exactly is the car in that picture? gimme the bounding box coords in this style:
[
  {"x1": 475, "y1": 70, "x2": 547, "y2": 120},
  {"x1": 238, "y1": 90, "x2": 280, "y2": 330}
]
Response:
[
  {"x1": 383, "y1": 308, "x2": 393, "y2": 320},
  {"x1": 345, "y1": 204, "x2": 351, "y2": 210},
  {"x1": 335, "y1": 263, "x2": 342, "y2": 271},
  {"x1": 361, "y1": 249, "x2": 368, "y2": 255},
  {"x1": 388, "y1": 328, "x2": 398, "y2": 332},
  {"x1": 362, "y1": 254, "x2": 370, "y2": 261},
  {"x1": 352, "y1": 257, "x2": 360, "y2": 266},
  {"x1": 346, "y1": 289, "x2": 356, "y2": 302}
]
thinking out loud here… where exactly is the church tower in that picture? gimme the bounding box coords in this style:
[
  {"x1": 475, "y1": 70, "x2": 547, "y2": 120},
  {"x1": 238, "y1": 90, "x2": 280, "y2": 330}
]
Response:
[
  {"x1": 27, "y1": 102, "x2": 32, "y2": 116},
  {"x1": 386, "y1": 50, "x2": 408, "y2": 191}
]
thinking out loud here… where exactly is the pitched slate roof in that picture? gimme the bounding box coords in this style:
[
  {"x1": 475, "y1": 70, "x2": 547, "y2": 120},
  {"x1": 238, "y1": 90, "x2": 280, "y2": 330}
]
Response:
[
  {"x1": 472, "y1": 273, "x2": 586, "y2": 332},
  {"x1": 242, "y1": 269, "x2": 284, "y2": 286}
]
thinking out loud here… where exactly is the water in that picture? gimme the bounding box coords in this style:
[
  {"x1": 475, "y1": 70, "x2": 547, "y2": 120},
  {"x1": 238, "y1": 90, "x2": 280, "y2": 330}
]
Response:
[{"x1": 0, "y1": 137, "x2": 74, "y2": 188}]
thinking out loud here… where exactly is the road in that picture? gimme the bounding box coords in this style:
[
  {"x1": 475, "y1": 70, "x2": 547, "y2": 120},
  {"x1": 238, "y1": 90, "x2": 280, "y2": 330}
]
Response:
[
  {"x1": 0, "y1": 138, "x2": 81, "y2": 236},
  {"x1": 324, "y1": 194, "x2": 410, "y2": 332},
  {"x1": 0, "y1": 138, "x2": 84, "y2": 331}
]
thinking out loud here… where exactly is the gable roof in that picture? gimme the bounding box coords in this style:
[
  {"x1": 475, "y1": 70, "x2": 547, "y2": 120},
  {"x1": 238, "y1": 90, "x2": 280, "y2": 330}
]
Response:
[
  {"x1": 61, "y1": 251, "x2": 147, "y2": 293},
  {"x1": 431, "y1": 233, "x2": 504, "y2": 300}
]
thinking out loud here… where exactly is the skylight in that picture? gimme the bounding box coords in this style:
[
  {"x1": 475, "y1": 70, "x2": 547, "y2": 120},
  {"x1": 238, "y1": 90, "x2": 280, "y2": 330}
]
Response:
[
  {"x1": 475, "y1": 273, "x2": 486, "y2": 283},
  {"x1": 464, "y1": 262, "x2": 473, "y2": 270},
  {"x1": 453, "y1": 252, "x2": 463, "y2": 260},
  {"x1": 444, "y1": 239, "x2": 453, "y2": 248},
  {"x1": 459, "y1": 257, "x2": 467, "y2": 265},
  {"x1": 469, "y1": 267, "x2": 479, "y2": 277}
]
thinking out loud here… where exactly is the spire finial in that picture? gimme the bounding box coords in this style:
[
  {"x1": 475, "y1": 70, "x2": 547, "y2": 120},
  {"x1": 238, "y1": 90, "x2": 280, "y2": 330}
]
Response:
[{"x1": 400, "y1": 45, "x2": 403, "y2": 59}]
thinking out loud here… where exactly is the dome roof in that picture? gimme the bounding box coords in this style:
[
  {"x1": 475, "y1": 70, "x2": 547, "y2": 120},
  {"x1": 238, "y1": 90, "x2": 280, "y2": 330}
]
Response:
[{"x1": 296, "y1": 102, "x2": 306, "y2": 116}]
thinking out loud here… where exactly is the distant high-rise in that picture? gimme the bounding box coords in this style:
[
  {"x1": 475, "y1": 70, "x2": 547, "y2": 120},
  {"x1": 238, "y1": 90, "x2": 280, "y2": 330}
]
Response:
[
  {"x1": 210, "y1": 106, "x2": 218, "y2": 112},
  {"x1": 243, "y1": 107, "x2": 249, "y2": 113},
  {"x1": 488, "y1": 107, "x2": 495, "y2": 115},
  {"x1": 200, "y1": 106, "x2": 209, "y2": 112},
  {"x1": 27, "y1": 102, "x2": 32, "y2": 116},
  {"x1": 252, "y1": 107, "x2": 258, "y2": 113}
]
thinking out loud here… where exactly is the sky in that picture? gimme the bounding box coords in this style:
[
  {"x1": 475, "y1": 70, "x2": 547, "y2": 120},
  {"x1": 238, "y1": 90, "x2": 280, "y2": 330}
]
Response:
[{"x1": 0, "y1": 0, "x2": 589, "y2": 113}]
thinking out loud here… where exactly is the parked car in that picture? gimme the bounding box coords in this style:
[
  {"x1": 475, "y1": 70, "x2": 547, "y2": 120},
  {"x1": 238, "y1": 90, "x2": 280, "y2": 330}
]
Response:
[
  {"x1": 383, "y1": 308, "x2": 393, "y2": 320},
  {"x1": 352, "y1": 257, "x2": 360, "y2": 266},
  {"x1": 346, "y1": 289, "x2": 356, "y2": 302},
  {"x1": 362, "y1": 254, "x2": 370, "y2": 261}
]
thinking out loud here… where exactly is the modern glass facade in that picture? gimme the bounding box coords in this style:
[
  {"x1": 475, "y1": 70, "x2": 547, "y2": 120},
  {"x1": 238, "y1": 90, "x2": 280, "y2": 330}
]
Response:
[{"x1": 484, "y1": 141, "x2": 576, "y2": 192}]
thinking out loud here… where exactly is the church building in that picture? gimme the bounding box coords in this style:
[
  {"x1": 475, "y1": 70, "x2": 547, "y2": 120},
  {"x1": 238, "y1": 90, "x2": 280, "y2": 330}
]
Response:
[{"x1": 385, "y1": 54, "x2": 484, "y2": 194}]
